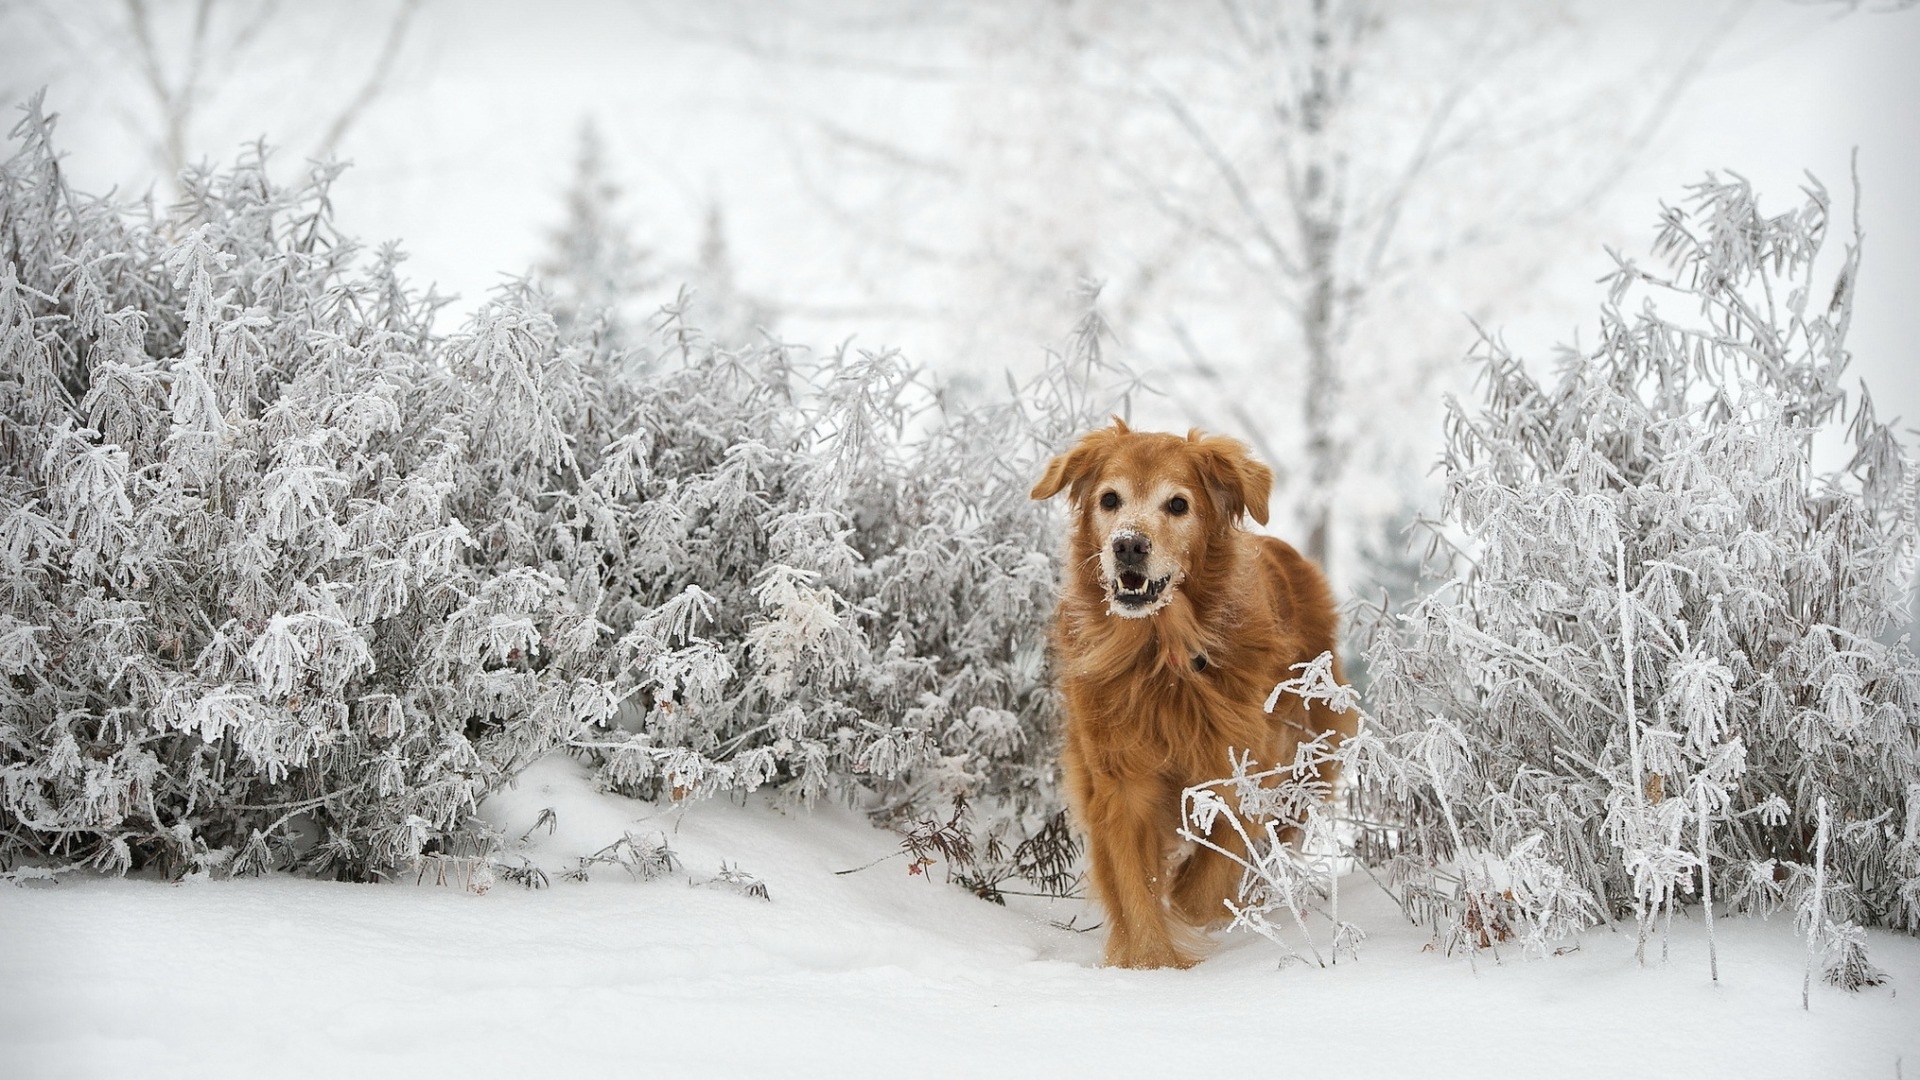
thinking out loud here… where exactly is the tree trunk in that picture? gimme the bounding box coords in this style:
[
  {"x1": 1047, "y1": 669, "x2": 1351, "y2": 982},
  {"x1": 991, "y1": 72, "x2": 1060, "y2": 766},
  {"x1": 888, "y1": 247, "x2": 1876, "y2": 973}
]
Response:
[{"x1": 1295, "y1": 0, "x2": 1343, "y2": 575}]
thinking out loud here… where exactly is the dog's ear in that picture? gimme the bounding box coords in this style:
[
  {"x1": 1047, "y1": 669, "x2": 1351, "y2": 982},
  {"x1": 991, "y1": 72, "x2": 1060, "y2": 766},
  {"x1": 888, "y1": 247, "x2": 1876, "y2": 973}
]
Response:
[
  {"x1": 1189, "y1": 432, "x2": 1273, "y2": 526},
  {"x1": 1031, "y1": 420, "x2": 1126, "y2": 502}
]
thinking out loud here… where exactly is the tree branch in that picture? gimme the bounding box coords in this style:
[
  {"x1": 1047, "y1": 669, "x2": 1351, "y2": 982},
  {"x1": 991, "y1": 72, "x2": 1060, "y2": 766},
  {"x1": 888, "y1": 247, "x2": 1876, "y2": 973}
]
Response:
[{"x1": 315, "y1": 0, "x2": 420, "y2": 160}]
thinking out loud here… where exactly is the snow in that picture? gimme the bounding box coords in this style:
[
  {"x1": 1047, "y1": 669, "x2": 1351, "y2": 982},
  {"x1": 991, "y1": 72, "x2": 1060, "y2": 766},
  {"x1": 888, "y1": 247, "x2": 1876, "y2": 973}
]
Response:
[{"x1": 5, "y1": 754, "x2": 1915, "y2": 1079}]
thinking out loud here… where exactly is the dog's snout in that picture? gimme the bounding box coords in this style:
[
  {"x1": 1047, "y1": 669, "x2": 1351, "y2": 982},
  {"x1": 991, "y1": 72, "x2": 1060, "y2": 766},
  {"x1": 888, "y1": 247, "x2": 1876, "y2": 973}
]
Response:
[{"x1": 1111, "y1": 530, "x2": 1152, "y2": 567}]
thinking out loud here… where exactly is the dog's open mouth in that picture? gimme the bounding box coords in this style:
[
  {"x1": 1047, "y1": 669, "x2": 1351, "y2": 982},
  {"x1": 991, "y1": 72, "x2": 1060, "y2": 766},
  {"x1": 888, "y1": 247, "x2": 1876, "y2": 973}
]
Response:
[{"x1": 1112, "y1": 571, "x2": 1171, "y2": 609}]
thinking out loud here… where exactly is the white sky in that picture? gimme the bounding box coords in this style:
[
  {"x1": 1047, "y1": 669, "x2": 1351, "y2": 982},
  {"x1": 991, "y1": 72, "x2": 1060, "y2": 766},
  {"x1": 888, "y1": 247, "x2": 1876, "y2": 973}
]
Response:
[
  {"x1": 6, "y1": 0, "x2": 1916, "y2": 441},
  {"x1": 1523, "y1": 2, "x2": 1920, "y2": 435}
]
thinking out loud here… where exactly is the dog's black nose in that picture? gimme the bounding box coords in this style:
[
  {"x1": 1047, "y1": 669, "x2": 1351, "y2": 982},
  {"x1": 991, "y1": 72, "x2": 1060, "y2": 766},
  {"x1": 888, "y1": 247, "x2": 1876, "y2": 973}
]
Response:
[{"x1": 1111, "y1": 531, "x2": 1151, "y2": 567}]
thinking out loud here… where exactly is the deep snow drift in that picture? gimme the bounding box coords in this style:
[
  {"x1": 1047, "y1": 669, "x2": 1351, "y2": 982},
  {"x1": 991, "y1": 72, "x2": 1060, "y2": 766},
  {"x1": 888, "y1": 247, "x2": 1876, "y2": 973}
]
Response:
[{"x1": 4, "y1": 754, "x2": 1915, "y2": 1079}]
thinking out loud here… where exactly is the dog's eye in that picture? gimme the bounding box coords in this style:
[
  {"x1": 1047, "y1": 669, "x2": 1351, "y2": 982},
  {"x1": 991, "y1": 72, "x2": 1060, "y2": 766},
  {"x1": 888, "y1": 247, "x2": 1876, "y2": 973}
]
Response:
[
  {"x1": 1167, "y1": 496, "x2": 1189, "y2": 516},
  {"x1": 1099, "y1": 492, "x2": 1120, "y2": 511}
]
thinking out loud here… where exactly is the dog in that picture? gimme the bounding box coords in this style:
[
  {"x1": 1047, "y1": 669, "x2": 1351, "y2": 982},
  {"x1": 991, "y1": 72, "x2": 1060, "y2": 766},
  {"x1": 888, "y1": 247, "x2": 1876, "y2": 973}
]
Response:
[{"x1": 1031, "y1": 419, "x2": 1348, "y2": 969}]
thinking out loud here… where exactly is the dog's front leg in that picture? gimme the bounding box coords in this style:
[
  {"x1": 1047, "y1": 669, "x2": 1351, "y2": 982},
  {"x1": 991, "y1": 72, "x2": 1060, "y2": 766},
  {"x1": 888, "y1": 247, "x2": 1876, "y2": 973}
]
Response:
[
  {"x1": 1169, "y1": 816, "x2": 1247, "y2": 929},
  {"x1": 1085, "y1": 777, "x2": 1192, "y2": 969}
]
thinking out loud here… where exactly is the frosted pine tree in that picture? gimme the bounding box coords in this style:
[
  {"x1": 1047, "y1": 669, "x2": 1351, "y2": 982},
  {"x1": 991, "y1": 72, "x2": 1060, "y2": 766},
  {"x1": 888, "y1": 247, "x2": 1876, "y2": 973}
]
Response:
[
  {"x1": 1346, "y1": 168, "x2": 1918, "y2": 980},
  {"x1": 683, "y1": 201, "x2": 775, "y2": 349},
  {"x1": 537, "y1": 119, "x2": 655, "y2": 350}
]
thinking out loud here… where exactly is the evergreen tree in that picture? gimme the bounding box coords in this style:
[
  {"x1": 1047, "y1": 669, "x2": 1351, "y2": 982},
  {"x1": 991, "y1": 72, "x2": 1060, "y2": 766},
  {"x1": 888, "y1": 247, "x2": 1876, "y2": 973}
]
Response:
[{"x1": 537, "y1": 118, "x2": 655, "y2": 349}]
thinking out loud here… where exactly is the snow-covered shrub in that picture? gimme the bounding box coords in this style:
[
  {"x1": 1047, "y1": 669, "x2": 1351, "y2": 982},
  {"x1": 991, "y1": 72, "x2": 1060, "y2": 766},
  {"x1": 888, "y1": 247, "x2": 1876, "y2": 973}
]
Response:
[
  {"x1": 572, "y1": 300, "x2": 1124, "y2": 846},
  {"x1": 0, "y1": 96, "x2": 1120, "y2": 884},
  {"x1": 1196, "y1": 655, "x2": 1603, "y2": 965},
  {"x1": 1346, "y1": 170, "x2": 1920, "y2": 973},
  {"x1": 1179, "y1": 653, "x2": 1370, "y2": 967}
]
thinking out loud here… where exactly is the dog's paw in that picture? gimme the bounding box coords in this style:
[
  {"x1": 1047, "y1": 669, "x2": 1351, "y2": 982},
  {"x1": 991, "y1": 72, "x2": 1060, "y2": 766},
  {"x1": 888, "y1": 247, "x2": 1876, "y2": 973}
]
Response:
[{"x1": 1104, "y1": 935, "x2": 1198, "y2": 970}]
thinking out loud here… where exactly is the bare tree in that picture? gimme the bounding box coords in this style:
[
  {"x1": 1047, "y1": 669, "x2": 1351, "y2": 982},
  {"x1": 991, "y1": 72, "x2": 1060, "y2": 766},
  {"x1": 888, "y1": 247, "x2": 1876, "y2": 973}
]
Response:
[
  {"x1": 681, "y1": 0, "x2": 1751, "y2": 580},
  {"x1": 17, "y1": 0, "x2": 420, "y2": 195},
  {"x1": 1077, "y1": 0, "x2": 1754, "y2": 569}
]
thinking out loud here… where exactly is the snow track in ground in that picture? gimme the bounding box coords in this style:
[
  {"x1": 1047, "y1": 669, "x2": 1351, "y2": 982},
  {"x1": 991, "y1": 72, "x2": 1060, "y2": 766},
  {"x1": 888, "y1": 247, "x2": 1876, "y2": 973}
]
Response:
[{"x1": 4, "y1": 755, "x2": 1915, "y2": 1079}]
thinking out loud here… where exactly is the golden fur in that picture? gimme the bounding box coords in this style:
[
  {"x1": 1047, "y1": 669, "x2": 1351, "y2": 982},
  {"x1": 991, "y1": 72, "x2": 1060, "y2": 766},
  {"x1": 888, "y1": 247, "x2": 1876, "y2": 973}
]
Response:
[{"x1": 1031, "y1": 420, "x2": 1349, "y2": 969}]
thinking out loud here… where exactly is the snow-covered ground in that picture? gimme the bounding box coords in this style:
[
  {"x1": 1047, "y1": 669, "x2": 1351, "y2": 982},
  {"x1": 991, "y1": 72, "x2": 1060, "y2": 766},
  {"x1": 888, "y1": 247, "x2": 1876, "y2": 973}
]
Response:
[{"x1": 4, "y1": 754, "x2": 1914, "y2": 1080}]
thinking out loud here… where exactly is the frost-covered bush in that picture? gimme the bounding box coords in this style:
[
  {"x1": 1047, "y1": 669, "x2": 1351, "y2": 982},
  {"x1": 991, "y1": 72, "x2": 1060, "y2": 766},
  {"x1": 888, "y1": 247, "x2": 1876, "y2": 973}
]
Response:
[
  {"x1": 1179, "y1": 654, "x2": 1371, "y2": 967},
  {"x1": 0, "y1": 96, "x2": 1118, "y2": 883},
  {"x1": 1343, "y1": 171, "x2": 1919, "y2": 975}
]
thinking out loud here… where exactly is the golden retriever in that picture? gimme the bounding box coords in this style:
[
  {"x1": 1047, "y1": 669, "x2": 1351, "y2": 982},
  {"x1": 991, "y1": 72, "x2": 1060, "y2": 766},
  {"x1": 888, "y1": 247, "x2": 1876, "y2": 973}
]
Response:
[{"x1": 1031, "y1": 420, "x2": 1348, "y2": 969}]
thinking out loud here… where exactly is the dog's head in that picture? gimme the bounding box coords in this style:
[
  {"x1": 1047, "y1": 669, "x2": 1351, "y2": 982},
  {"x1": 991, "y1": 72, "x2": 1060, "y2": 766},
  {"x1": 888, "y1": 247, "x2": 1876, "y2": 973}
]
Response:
[{"x1": 1031, "y1": 419, "x2": 1273, "y2": 618}]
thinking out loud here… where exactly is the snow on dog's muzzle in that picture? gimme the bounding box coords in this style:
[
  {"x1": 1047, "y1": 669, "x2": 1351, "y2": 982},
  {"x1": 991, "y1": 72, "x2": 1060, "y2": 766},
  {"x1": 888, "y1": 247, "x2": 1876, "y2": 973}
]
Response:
[
  {"x1": 1104, "y1": 527, "x2": 1175, "y2": 615},
  {"x1": 1112, "y1": 571, "x2": 1171, "y2": 608}
]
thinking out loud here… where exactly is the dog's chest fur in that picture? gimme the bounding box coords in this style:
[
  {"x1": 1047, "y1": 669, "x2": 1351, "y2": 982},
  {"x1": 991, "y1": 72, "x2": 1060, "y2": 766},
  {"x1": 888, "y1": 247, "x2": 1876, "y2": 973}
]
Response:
[{"x1": 1057, "y1": 591, "x2": 1283, "y2": 782}]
